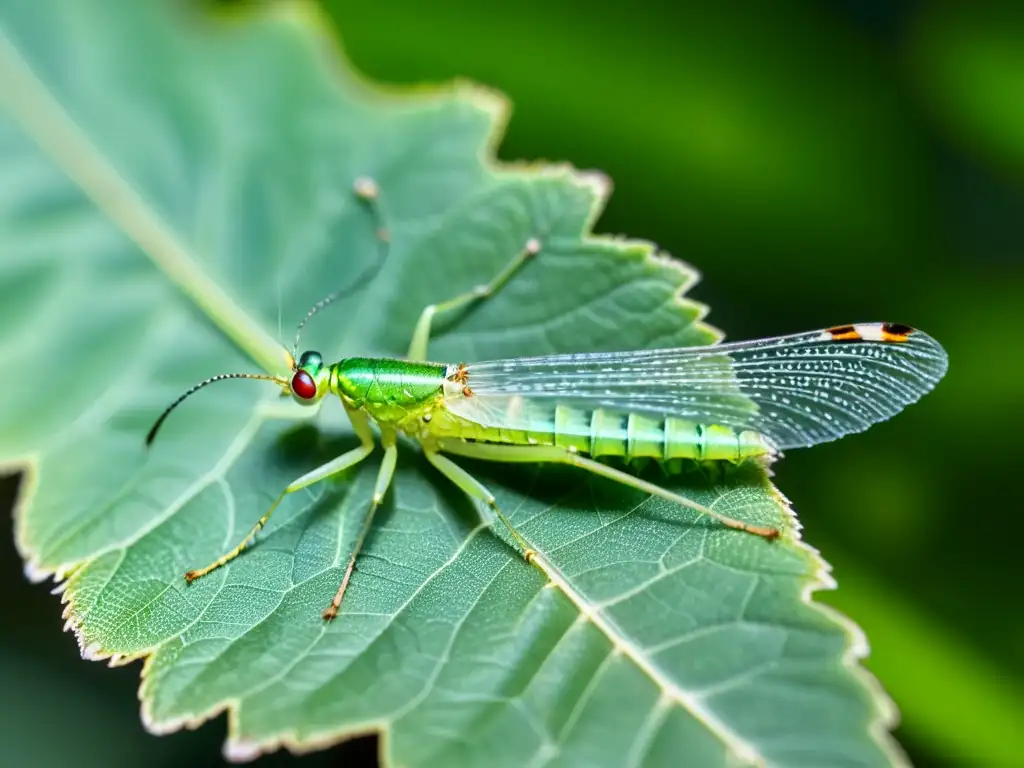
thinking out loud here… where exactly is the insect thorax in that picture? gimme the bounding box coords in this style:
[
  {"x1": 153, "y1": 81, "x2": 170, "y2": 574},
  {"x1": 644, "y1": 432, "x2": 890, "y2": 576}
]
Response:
[{"x1": 331, "y1": 357, "x2": 448, "y2": 427}]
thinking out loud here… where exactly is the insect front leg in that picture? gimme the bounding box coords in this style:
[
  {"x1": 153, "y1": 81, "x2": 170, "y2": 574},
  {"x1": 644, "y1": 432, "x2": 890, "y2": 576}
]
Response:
[
  {"x1": 184, "y1": 407, "x2": 377, "y2": 585},
  {"x1": 407, "y1": 237, "x2": 542, "y2": 361},
  {"x1": 322, "y1": 431, "x2": 399, "y2": 621},
  {"x1": 435, "y1": 439, "x2": 780, "y2": 539}
]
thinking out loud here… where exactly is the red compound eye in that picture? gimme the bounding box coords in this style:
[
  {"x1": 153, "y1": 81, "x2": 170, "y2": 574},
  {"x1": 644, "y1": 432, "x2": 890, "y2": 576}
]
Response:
[{"x1": 291, "y1": 370, "x2": 317, "y2": 400}]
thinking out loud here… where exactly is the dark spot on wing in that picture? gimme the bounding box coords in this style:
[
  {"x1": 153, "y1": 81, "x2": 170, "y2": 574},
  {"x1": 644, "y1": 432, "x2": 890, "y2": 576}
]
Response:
[
  {"x1": 881, "y1": 323, "x2": 914, "y2": 341},
  {"x1": 826, "y1": 324, "x2": 862, "y2": 342}
]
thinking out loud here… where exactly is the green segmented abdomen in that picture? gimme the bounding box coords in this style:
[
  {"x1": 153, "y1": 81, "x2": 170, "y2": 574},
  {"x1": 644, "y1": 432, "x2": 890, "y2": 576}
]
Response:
[
  {"x1": 449, "y1": 401, "x2": 773, "y2": 461},
  {"x1": 582, "y1": 407, "x2": 771, "y2": 461}
]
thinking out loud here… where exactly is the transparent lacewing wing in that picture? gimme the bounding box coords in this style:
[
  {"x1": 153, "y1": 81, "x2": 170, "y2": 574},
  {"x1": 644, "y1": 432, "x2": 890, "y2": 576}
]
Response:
[{"x1": 446, "y1": 322, "x2": 948, "y2": 456}]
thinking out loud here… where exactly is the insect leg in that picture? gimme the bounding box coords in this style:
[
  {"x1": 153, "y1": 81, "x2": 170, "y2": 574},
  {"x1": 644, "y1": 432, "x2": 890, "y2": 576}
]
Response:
[
  {"x1": 435, "y1": 440, "x2": 779, "y2": 539},
  {"x1": 424, "y1": 450, "x2": 536, "y2": 561},
  {"x1": 322, "y1": 434, "x2": 398, "y2": 620},
  {"x1": 184, "y1": 407, "x2": 376, "y2": 584},
  {"x1": 407, "y1": 237, "x2": 542, "y2": 361}
]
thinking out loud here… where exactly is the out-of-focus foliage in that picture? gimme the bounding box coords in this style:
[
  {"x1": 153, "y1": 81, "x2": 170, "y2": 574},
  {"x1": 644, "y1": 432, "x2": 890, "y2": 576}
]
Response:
[
  {"x1": 913, "y1": 3, "x2": 1024, "y2": 178},
  {"x1": 1, "y1": 0, "x2": 1021, "y2": 766}
]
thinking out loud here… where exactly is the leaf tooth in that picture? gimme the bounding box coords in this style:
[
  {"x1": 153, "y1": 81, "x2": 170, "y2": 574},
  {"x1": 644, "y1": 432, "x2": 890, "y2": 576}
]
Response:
[
  {"x1": 81, "y1": 642, "x2": 107, "y2": 662},
  {"x1": 223, "y1": 739, "x2": 262, "y2": 763},
  {"x1": 22, "y1": 560, "x2": 53, "y2": 584}
]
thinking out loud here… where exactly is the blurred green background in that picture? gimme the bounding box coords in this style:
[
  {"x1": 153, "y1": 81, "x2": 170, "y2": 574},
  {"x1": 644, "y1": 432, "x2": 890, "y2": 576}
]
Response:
[{"x1": 2, "y1": 0, "x2": 1023, "y2": 765}]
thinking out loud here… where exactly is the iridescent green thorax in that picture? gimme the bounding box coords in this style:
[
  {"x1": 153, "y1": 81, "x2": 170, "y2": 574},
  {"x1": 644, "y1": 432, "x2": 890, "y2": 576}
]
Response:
[{"x1": 331, "y1": 358, "x2": 448, "y2": 418}]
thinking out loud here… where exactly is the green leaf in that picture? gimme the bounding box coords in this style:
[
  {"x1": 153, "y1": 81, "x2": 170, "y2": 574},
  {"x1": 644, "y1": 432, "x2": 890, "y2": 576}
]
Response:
[{"x1": 0, "y1": 2, "x2": 901, "y2": 765}]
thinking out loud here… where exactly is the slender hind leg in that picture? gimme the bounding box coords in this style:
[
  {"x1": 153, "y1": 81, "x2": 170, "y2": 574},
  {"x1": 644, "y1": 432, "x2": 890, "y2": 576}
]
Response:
[
  {"x1": 407, "y1": 238, "x2": 541, "y2": 361},
  {"x1": 435, "y1": 440, "x2": 780, "y2": 539},
  {"x1": 424, "y1": 451, "x2": 536, "y2": 561},
  {"x1": 322, "y1": 434, "x2": 399, "y2": 620},
  {"x1": 185, "y1": 408, "x2": 378, "y2": 584}
]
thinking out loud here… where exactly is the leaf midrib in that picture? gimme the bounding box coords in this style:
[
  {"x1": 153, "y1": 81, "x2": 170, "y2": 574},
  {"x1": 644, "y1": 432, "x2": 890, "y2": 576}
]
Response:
[
  {"x1": 0, "y1": 27, "x2": 285, "y2": 375},
  {"x1": 526, "y1": 548, "x2": 758, "y2": 765}
]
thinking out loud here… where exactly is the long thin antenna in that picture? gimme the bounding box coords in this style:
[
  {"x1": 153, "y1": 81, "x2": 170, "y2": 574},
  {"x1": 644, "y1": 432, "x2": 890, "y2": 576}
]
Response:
[
  {"x1": 292, "y1": 176, "x2": 390, "y2": 358},
  {"x1": 146, "y1": 372, "x2": 286, "y2": 447}
]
